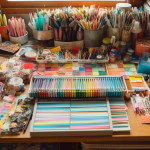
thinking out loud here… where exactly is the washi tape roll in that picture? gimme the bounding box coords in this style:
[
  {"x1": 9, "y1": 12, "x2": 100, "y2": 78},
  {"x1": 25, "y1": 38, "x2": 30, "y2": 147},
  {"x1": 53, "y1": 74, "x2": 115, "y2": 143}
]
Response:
[
  {"x1": 25, "y1": 51, "x2": 37, "y2": 59},
  {"x1": 8, "y1": 77, "x2": 23, "y2": 91}
]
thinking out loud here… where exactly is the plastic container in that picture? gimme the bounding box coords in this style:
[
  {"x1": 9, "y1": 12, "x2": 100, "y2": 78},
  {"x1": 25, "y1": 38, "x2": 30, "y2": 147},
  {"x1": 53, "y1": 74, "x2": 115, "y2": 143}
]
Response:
[
  {"x1": 84, "y1": 30, "x2": 104, "y2": 47},
  {"x1": 9, "y1": 32, "x2": 28, "y2": 44},
  {"x1": 135, "y1": 39, "x2": 150, "y2": 57},
  {"x1": 33, "y1": 30, "x2": 54, "y2": 40}
]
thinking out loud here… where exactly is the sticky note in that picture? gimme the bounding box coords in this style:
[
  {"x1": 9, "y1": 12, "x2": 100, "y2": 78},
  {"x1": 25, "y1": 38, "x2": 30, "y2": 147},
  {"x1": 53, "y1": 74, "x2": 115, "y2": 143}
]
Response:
[
  {"x1": 125, "y1": 72, "x2": 132, "y2": 76},
  {"x1": 65, "y1": 68, "x2": 72, "y2": 72},
  {"x1": 51, "y1": 63, "x2": 58, "y2": 67},
  {"x1": 120, "y1": 72, "x2": 126, "y2": 76},
  {"x1": 130, "y1": 68, "x2": 136, "y2": 71},
  {"x1": 111, "y1": 64, "x2": 118, "y2": 68},
  {"x1": 93, "y1": 72, "x2": 99, "y2": 76},
  {"x1": 79, "y1": 71, "x2": 85, "y2": 76},
  {"x1": 65, "y1": 64, "x2": 72, "y2": 68},
  {"x1": 99, "y1": 71, "x2": 106, "y2": 75},
  {"x1": 85, "y1": 68, "x2": 92, "y2": 72},
  {"x1": 52, "y1": 67, "x2": 59, "y2": 71},
  {"x1": 92, "y1": 68, "x2": 98, "y2": 72},
  {"x1": 123, "y1": 64, "x2": 130, "y2": 67},
  {"x1": 79, "y1": 67, "x2": 85, "y2": 71},
  {"x1": 24, "y1": 63, "x2": 33, "y2": 69},
  {"x1": 44, "y1": 71, "x2": 52, "y2": 76},
  {"x1": 125, "y1": 68, "x2": 130, "y2": 71},
  {"x1": 117, "y1": 64, "x2": 123, "y2": 68}
]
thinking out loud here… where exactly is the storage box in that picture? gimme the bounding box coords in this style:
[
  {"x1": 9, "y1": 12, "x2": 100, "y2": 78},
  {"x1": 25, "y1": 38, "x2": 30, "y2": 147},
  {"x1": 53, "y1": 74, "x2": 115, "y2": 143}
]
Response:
[
  {"x1": 137, "y1": 52, "x2": 150, "y2": 75},
  {"x1": 30, "y1": 98, "x2": 113, "y2": 137}
]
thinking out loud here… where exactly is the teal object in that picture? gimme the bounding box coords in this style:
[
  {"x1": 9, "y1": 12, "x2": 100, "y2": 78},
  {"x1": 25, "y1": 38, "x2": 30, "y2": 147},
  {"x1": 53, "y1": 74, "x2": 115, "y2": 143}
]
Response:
[
  {"x1": 39, "y1": 15, "x2": 44, "y2": 31},
  {"x1": 35, "y1": 17, "x2": 40, "y2": 30},
  {"x1": 137, "y1": 52, "x2": 150, "y2": 75}
]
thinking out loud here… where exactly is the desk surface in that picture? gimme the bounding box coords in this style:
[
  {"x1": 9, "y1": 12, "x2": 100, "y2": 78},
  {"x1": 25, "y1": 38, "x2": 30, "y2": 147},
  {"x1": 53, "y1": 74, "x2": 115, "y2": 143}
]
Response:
[{"x1": 1, "y1": 80, "x2": 150, "y2": 143}]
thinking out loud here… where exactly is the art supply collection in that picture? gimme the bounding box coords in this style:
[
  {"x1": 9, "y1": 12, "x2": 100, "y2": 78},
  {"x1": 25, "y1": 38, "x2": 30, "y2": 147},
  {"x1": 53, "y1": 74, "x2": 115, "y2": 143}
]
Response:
[
  {"x1": 29, "y1": 76, "x2": 126, "y2": 98},
  {"x1": 0, "y1": 2, "x2": 150, "y2": 139},
  {"x1": 37, "y1": 47, "x2": 108, "y2": 63},
  {"x1": 35, "y1": 63, "x2": 106, "y2": 76}
]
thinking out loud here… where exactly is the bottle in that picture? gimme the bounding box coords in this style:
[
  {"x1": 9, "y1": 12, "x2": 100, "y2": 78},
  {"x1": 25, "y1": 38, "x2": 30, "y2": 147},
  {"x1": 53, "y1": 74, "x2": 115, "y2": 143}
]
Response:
[{"x1": 76, "y1": 27, "x2": 83, "y2": 41}]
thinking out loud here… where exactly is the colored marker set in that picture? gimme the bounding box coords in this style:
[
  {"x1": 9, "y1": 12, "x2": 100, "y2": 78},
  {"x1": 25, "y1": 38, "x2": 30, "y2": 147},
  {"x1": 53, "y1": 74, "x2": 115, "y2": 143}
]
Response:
[
  {"x1": 30, "y1": 99, "x2": 113, "y2": 137},
  {"x1": 29, "y1": 76, "x2": 127, "y2": 98}
]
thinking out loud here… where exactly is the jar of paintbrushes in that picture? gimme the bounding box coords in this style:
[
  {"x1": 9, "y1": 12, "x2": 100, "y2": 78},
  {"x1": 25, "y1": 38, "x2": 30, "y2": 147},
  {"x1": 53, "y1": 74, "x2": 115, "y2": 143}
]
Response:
[
  {"x1": 28, "y1": 9, "x2": 54, "y2": 41},
  {"x1": 8, "y1": 17, "x2": 28, "y2": 44}
]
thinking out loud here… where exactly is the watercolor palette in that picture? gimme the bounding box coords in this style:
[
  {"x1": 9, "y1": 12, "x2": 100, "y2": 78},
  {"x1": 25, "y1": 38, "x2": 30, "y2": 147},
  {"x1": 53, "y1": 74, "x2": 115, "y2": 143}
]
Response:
[
  {"x1": 109, "y1": 97, "x2": 130, "y2": 132},
  {"x1": 30, "y1": 99, "x2": 113, "y2": 137},
  {"x1": 34, "y1": 63, "x2": 106, "y2": 76},
  {"x1": 28, "y1": 76, "x2": 127, "y2": 98},
  {"x1": 107, "y1": 64, "x2": 137, "y2": 79}
]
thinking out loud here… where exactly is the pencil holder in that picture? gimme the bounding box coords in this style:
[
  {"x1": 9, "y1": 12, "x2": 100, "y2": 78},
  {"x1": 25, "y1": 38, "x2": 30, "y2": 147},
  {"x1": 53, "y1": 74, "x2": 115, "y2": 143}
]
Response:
[
  {"x1": 9, "y1": 32, "x2": 28, "y2": 45},
  {"x1": 0, "y1": 26, "x2": 9, "y2": 41},
  {"x1": 107, "y1": 27, "x2": 122, "y2": 41},
  {"x1": 33, "y1": 29, "x2": 54, "y2": 40},
  {"x1": 84, "y1": 30, "x2": 104, "y2": 47},
  {"x1": 122, "y1": 30, "x2": 131, "y2": 42}
]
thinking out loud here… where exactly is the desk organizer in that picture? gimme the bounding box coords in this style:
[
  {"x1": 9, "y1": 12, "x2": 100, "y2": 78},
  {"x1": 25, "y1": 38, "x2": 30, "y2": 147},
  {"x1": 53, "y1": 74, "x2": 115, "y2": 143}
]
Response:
[
  {"x1": 36, "y1": 47, "x2": 109, "y2": 64},
  {"x1": 28, "y1": 76, "x2": 127, "y2": 98},
  {"x1": 30, "y1": 98, "x2": 113, "y2": 137}
]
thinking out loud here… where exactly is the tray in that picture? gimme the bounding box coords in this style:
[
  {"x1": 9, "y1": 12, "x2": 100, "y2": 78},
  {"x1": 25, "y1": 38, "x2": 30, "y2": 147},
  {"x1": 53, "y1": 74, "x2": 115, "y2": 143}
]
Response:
[{"x1": 30, "y1": 98, "x2": 113, "y2": 137}]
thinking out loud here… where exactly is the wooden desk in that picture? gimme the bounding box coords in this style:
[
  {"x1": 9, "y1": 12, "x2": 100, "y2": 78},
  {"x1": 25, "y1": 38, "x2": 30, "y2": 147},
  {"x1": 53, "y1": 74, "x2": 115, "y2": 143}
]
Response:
[{"x1": 1, "y1": 80, "x2": 150, "y2": 144}]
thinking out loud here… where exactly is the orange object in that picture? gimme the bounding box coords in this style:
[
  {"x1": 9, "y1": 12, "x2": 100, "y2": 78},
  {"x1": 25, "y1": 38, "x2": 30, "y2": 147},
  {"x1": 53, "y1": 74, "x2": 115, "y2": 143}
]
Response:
[
  {"x1": 130, "y1": 82, "x2": 144, "y2": 87},
  {"x1": 135, "y1": 39, "x2": 150, "y2": 57},
  {"x1": 0, "y1": 26, "x2": 9, "y2": 41}
]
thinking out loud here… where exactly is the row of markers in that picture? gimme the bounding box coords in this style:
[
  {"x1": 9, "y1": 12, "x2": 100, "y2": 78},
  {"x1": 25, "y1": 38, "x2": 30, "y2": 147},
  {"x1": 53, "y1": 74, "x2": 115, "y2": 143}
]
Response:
[{"x1": 29, "y1": 76, "x2": 126, "y2": 98}]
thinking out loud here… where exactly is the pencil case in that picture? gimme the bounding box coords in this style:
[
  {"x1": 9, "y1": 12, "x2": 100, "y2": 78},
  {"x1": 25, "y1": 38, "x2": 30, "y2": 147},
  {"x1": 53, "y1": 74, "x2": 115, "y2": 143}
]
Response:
[{"x1": 33, "y1": 29, "x2": 54, "y2": 40}]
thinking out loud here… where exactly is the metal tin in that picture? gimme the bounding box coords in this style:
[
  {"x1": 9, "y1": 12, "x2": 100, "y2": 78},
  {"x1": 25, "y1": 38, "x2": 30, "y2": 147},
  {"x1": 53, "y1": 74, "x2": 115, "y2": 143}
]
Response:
[
  {"x1": 84, "y1": 30, "x2": 104, "y2": 47},
  {"x1": 33, "y1": 30, "x2": 54, "y2": 41}
]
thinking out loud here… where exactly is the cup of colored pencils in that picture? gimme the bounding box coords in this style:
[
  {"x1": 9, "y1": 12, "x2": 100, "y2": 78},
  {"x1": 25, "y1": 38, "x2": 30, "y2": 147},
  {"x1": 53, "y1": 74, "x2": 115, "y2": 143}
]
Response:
[
  {"x1": 76, "y1": 5, "x2": 106, "y2": 47},
  {"x1": 8, "y1": 17, "x2": 28, "y2": 44},
  {"x1": 28, "y1": 9, "x2": 54, "y2": 41}
]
